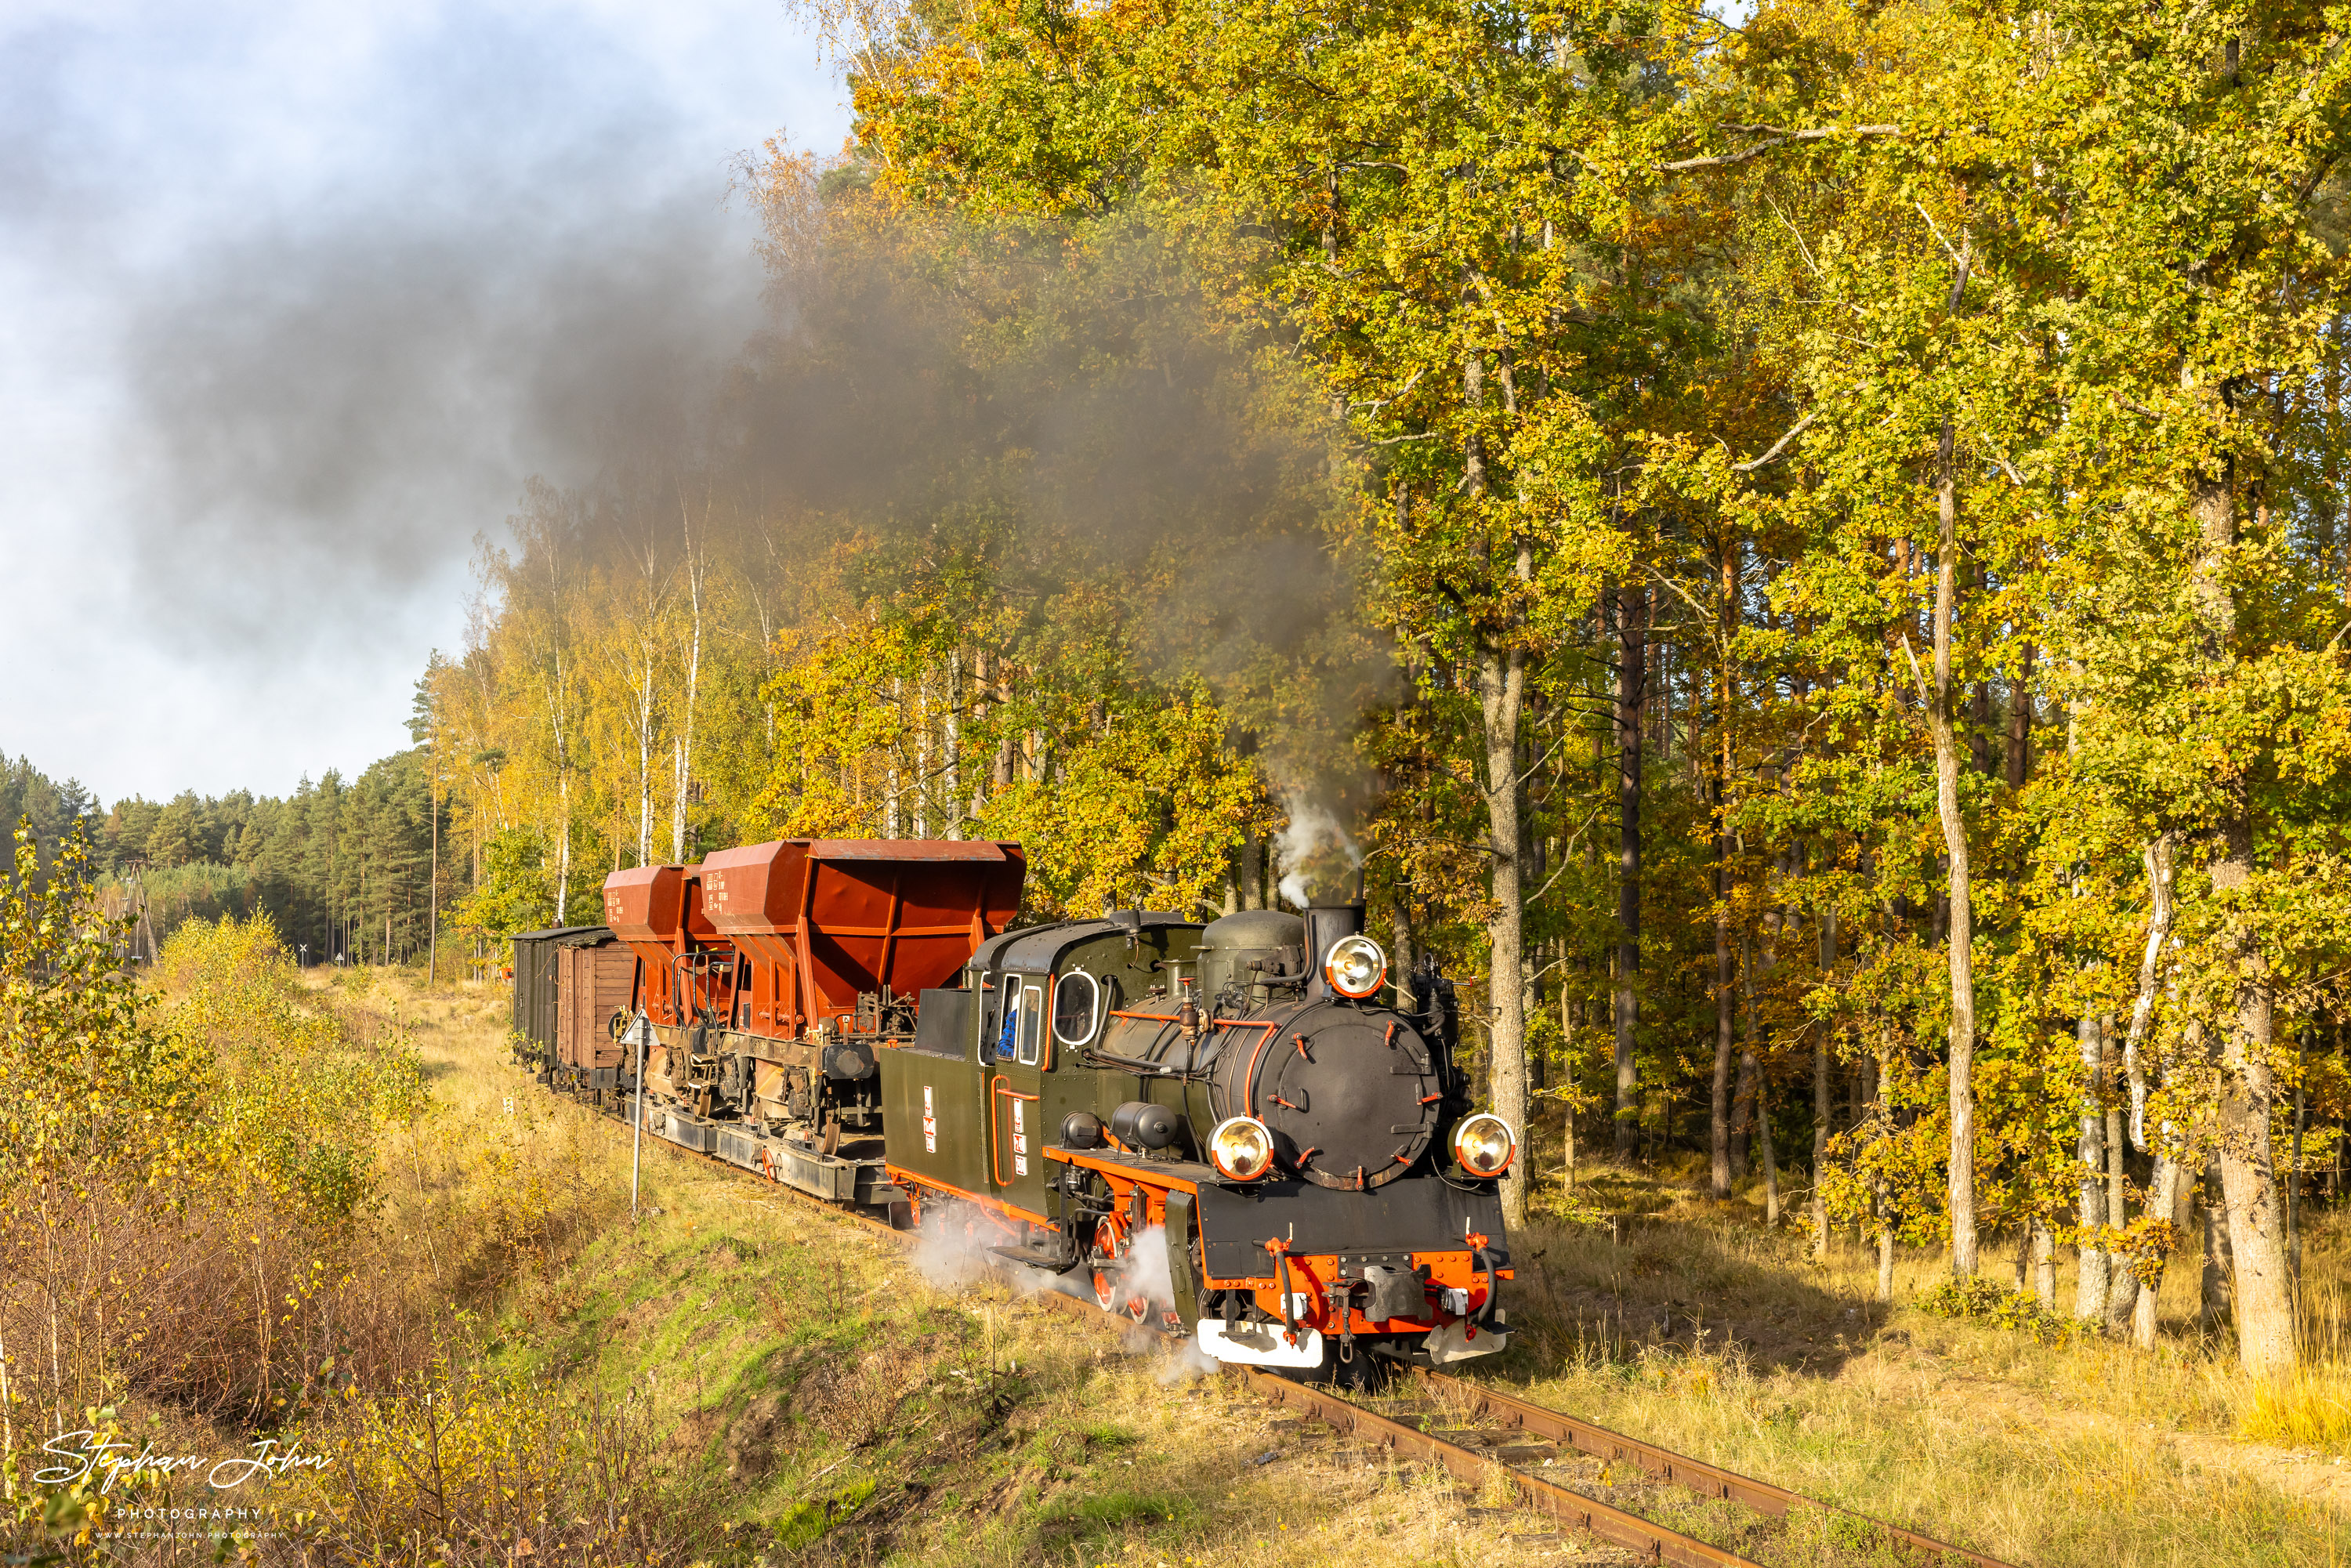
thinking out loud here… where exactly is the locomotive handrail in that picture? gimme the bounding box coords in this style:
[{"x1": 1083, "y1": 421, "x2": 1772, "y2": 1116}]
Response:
[
  {"x1": 987, "y1": 1075, "x2": 1040, "y2": 1190},
  {"x1": 1078, "y1": 1047, "x2": 1184, "y2": 1077},
  {"x1": 1237, "y1": 1024, "x2": 1279, "y2": 1121}
]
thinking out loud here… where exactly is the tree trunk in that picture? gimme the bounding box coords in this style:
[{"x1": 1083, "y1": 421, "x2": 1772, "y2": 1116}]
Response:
[
  {"x1": 2193, "y1": 462, "x2": 2295, "y2": 1378},
  {"x1": 637, "y1": 661, "x2": 654, "y2": 866},
  {"x1": 1480, "y1": 626, "x2": 1531, "y2": 1229},
  {"x1": 674, "y1": 503, "x2": 705, "y2": 864},
  {"x1": 1875, "y1": 1193, "x2": 1895, "y2": 1305},
  {"x1": 1711, "y1": 541, "x2": 1737, "y2": 1199},
  {"x1": 1730, "y1": 1051, "x2": 1756, "y2": 1181},
  {"x1": 2005, "y1": 644, "x2": 2034, "y2": 789},
  {"x1": 2123, "y1": 836, "x2": 2176, "y2": 1156},
  {"x1": 993, "y1": 665, "x2": 1017, "y2": 791},
  {"x1": 1710, "y1": 850, "x2": 1734, "y2": 1197},
  {"x1": 916, "y1": 668, "x2": 933, "y2": 838},
  {"x1": 1813, "y1": 901, "x2": 1835, "y2": 1257},
  {"x1": 944, "y1": 650, "x2": 962, "y2": 838},
  {"x1": 2213, "y1": 868, "x2": 2294, "y2": 1376},
  {"x1": 1925, "y1": 411, "x2": 1980, "y2": 1276},
  {"x1": 971, "y1": 648, "x2": 992, "y2": 820},
  {"x1": 2291, "y1": 1060, "x2": 2306, "y2": 1289},
  {"x1": 2106, "y1": 1091, "x2": 2139, "y2": 1330},
  {"x1": 1743, "y1": 935, "x2": 1776, "y2": 1226},
  {"x1": 2075, "y1": 1012, "x2": 2110, "y2": 1319},
  {"x1": 426, "y1": 748, "x2": 440, "y2": 987},
  {"x1": 2132, "y1": 1152, "x2": 2188, "y2": 1349},
  {"x1": 2122, "y1": 837, "x2": 2181, "y2": 1349},
  {"x1": 555, "y1": 770, "x2": 571, "y2": 925},
  {"x1": 2200, "y1": 1159, "x2": 2234, "y2": 1332},
  {"x1": 1614, "y1": 583, "x2": 1646, "y2": 1157}
]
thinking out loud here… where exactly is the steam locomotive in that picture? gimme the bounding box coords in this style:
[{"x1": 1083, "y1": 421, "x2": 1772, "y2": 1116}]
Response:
[{"x1": 511, "y1": 836, "x2": 1515, "y2": 1380}]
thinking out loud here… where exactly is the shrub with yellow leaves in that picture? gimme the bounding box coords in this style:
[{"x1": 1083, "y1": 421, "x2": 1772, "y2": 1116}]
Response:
[{"x1": 280, "y1": 1352, "x2": 713, "y2": 1568}]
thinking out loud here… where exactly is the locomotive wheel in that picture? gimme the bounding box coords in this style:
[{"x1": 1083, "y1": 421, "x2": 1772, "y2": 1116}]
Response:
[
  {"x1": 1092, "y1": 1268, "x2": 1118, "y2": 1313},
  {"x1": 1125, "y1": 1294, "x2": 1150, "y2": 1325}
]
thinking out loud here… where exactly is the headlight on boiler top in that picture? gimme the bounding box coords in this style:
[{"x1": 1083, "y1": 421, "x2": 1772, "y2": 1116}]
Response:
[
  {"x1": 1452, "y1": 1114, "x2": 1517, "y2": 1177},
  {"x1": 1208, "y1": 1115, "x2": 1275, "y2": 1182},
  {"x1": 1322, "y1": 933, "x2": 1388, "y2": 999}
]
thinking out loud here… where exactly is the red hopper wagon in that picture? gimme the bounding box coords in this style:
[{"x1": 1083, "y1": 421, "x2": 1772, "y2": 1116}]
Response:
[{"x1": 600, "y1": 839, "x2": 1022, "y2": 1207}]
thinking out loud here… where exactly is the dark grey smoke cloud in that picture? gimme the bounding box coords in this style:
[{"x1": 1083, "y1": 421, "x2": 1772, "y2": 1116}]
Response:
[
  {"x1": 690, "y1": 211, "x2": 1393, "y2": 792},
  {"x1": 0, "y1": 2, "x2": 850, "y2": 798},
  {"x1": 81, "y1": 7, "x2": 780, "y2": 655},
  {"x1": 124, "y1": 184, "x2": 759, "y2": 650}
]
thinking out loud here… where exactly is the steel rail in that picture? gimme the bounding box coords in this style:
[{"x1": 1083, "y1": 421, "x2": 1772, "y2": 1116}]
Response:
[
  {"x1": 569, "y1": 1089, "x2": 2011, "y2": 1567},
  {"x1": 1413, "y1": 1369, "x2": 2012, "y2": 1567},
  {"x1": 1236, "y1": 1366, "x2": 1762, "y2": 1568}
]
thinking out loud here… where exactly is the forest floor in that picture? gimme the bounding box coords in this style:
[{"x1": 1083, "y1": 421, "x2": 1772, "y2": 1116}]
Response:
[{"x1": 328, "y1": 972, "x2": 2351, "y2": 1566}]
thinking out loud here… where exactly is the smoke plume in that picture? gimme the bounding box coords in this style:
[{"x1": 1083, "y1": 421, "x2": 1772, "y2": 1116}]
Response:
[{"x1": 1275, "y1": 788, "x2": 1365, "y2": 907}]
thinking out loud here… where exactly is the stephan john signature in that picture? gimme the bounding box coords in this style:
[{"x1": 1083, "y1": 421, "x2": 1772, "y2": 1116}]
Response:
[{"x1": 33, "y1": 1430, "x2": 328, "y2": 1492}]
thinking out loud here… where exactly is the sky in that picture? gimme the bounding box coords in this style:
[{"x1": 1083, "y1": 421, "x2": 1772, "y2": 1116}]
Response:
[{"x1": 0, "y1": 0, "x2": 850, "y2": 804}]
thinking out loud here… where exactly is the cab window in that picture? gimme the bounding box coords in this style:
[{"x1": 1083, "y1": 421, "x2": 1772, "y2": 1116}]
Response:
[
  {"x1": 981, "y1": 980, "x2": 1018, "y2": 1062},
  {"x1": 1016, "y1": 981, "x2": 1045, "y2": 1066},
  {"x1": 1052, "y1": 971, "x2": 1101, "y2": 1047}
]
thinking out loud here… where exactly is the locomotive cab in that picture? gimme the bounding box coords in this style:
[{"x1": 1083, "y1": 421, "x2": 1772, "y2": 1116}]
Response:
[{"x1": 879, "y1": 911, "x2": 1204, "y2": 1226}]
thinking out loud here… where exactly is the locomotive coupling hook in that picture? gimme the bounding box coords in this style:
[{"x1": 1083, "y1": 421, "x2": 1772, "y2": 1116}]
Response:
[{"x1": 1265, "y1": 1238, "x2": 1299, "y2": 1345}]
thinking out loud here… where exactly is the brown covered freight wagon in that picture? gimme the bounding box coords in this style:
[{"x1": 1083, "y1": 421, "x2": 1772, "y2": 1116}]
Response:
[
  {"x1": 509, "y1": 924, "x2": 612, "y2": 1077},
  {"x1": 552, "y1": 933, "x2": 639, "y2": 1092}
]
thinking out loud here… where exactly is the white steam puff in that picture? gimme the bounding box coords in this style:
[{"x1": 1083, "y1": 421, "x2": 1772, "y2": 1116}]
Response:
[
  {"x1": 909, "y1": 1210, "x2": 1089, "y2": 1302},
  {"x1": 908, "y1": 1210, "x2": 998, "y2": 1291},
  {"x1": 1275, "y1": 791, "x2": 1363, "y2": 909},
  {"x1": 1123, "y1": 1224, "x2": 1175, "y2": 1310},
  {"x1": 909, "y1": 1215, "x2": 1218, "y2": 1377}
]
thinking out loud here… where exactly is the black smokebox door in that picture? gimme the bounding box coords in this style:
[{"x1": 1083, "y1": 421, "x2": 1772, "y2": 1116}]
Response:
[{"x1": 1262, "y1": 1010, "x2": 1432, "y2": 1189}]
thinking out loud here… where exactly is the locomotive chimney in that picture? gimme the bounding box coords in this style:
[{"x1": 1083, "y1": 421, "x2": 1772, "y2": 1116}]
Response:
[{"x1": 1302, "y1": 902, "x2": 1366, "y2": 1001}]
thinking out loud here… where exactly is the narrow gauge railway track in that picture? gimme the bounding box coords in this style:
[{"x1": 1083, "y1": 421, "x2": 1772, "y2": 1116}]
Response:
[
  {"x1": 1366, "y1": 1370, "x2": 2012, "y2": 1567},
  {"x1": 574, "y1": 1092, "x2": 2016, "y2": 1568}
]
